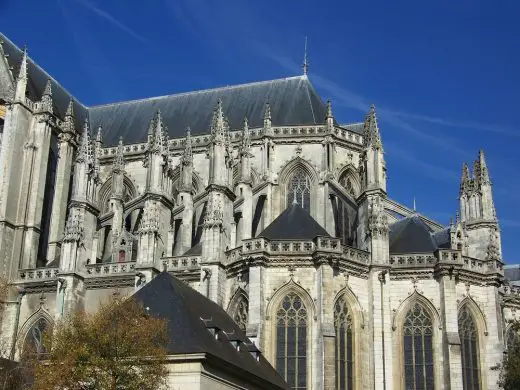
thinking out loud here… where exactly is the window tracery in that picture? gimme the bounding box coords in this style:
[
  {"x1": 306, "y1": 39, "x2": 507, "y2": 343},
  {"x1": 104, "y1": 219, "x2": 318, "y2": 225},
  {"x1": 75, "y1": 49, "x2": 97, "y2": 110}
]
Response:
[
  {"x1": 276, "y1": 292, "x2": 308, "y2": 389},
  {"x1": 458, "y1": 307, "x2": 480, "y2": 390},
  {"x1": 287, "y1": 167, "x2": 311, "y2": 212},
  {"x1": 231, "y1": 294, "x2": 248, "y2": 332},
  {"x1": 23, "y1": 317, "x2": 50, "y2": 357},
  {"x1": 403, "y1": 303, "x2": 434, "y2": 390},
  {"x1": 334, "y1": 296, "x2": 354, "y2": 390}
]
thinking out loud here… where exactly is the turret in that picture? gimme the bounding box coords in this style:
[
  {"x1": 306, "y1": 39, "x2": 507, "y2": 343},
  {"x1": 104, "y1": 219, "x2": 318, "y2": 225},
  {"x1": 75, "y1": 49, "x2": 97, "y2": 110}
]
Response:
[
  {"x1": 263, "y1": 101, "x2": 272, "y2": 134},
  {"x1": 143, "y1": 111, "x2": 169, "y2": 194},
  {"x1": 62, "y1": 99, "x2": 75, "y2": 134},
  {"x1": 208, "y1": 99, "x2": 232, "y2": 187},
  {"x1": 360, "y1": 105, "x2": 386, "y2": 193},
  {"x1": 238, "y1": 117, "x2": 252, "y2": 184},
  {"x1": 458, "y1": 150, "x2": 499, "y2": 259},
  {"x1": 179, "y1": 127, "x2": 193, "y2": 192},
  {"x1": 72, "y1": 118, "x2": 98, "y2": 204}
]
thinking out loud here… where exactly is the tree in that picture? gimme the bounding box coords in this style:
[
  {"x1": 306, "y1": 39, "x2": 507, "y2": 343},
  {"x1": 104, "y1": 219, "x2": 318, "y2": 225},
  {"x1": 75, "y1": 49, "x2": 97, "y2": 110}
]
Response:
[
  {"x1": 32, "y1": 294, "x2": 169, "y2": 390},
  {"x1": 499, "y1": 320, "x2": 520, "y2": 390}
]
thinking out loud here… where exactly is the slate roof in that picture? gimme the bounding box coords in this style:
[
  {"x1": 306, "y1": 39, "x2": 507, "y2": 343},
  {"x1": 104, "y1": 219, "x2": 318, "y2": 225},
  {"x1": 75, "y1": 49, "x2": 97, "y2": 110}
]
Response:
[
  {"x1": 505, "y1": 265, "x2": 520, "y2": 282},
  {"x1": 132, "y1": 272, "x2": 289, "y2": 390},
  {"x1": 89, "y1": 75, "x2": 329, "y2": 146},
  {"x1": 0, "y1": 32, "x2": 88, "y2": 129},
  {"x1": 258, "y1": 203, "x2": 330, "y2": 240},
  {"x1": 389, "y1": 215, "x2": 450, "y2": 254}
]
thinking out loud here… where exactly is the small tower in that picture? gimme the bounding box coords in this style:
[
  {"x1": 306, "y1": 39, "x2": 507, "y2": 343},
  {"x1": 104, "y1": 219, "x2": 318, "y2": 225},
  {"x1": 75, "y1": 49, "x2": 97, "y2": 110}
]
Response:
[
  {"x1": 143, "y1": 111, "x2": 169, "y2": 194},
  {"x1": 176, "y1": 127, "x2": 195, "y2": 255},
  {"x1": 236, "y1": 117, "x2": 254, "y2": 244},
  {"x1": 201, "y1": 99, "x2": 236, "y2": 304},
  {"x1": 357, "y1": 105, "x2": 389, "y2": 262},
  {"x1": 458, "y1": 150, "x2": 500, "y2": 259},
  {"x1": 110, "y1": 137, "x2": 125, "y2": 238}
]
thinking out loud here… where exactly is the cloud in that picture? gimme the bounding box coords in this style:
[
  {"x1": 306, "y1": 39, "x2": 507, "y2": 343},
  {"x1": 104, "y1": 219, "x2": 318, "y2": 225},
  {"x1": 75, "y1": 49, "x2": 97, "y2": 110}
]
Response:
[
  {"x1": 385, "y1": 142, "x2": 460, "y2": 182},
  {"x1": 500, "y1": 219, "x2": 520, "y2": 228},
  {"x1": 74, "y1": 0, "x2": 148, "y2": 44}
]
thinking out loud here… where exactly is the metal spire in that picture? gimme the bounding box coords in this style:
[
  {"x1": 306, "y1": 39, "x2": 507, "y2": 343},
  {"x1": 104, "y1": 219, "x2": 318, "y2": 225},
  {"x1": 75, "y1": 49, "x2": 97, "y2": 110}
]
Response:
[{"x1": 302, "y1": 36, "x2": 309, "y2": 76}]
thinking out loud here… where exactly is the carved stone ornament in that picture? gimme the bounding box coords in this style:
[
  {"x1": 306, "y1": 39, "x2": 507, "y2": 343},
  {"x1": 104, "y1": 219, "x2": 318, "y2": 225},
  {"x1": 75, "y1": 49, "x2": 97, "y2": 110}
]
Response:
[{"x1": 367, "y1": 196, "x2": 388, "y2": 238}]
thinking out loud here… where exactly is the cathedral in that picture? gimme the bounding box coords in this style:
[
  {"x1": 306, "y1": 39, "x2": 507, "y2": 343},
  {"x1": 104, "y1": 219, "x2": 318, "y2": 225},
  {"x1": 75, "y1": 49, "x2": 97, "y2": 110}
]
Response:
[{"x1": 0, "y1": 31, "x2": 518, "y2": 390}]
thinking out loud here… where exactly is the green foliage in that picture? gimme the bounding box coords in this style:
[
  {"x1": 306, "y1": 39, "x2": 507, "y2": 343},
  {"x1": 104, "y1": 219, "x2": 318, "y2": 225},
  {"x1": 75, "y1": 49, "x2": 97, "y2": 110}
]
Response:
[
  {"x1": 499, "y1": 321, "x2": 520, "y2": 390},
  {"x1": 32, "y1": 295, "x2": 168, "y2": 390}
]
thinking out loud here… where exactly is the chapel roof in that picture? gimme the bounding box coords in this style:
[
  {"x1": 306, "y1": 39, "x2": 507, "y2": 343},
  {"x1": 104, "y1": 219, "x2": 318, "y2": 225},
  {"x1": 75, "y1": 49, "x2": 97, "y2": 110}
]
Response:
[
  {"x1": 389, "y1": 215, "x2": 450, "y2": 254},
  {"x1": 89, "y1": 75, "x2": 330, "y2": 146},
  {"x1": 258, "y1": 203, "x2": 330, "y2": 240},
  {"x1": 132, "y1": 272, "x2": 289, "y2": 390}
]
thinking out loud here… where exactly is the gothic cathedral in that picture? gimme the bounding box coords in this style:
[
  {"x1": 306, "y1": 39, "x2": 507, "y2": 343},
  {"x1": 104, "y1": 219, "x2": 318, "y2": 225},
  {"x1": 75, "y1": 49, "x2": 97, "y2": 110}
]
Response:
[{"x1": 0, "y1": 32, "x2": 518, "y2": 390}]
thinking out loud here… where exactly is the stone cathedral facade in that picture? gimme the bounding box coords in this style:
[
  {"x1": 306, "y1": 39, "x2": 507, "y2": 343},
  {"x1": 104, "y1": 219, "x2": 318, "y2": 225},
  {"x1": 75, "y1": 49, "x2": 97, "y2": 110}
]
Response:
[{"x1": 0, "y1": 32, "x2": 519, "y2": 390}]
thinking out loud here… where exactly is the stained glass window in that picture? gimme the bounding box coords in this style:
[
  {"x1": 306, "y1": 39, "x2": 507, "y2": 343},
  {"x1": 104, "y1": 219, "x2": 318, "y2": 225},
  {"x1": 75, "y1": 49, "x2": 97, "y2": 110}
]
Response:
[
  {"x1": 334, "y1": 296, "x2": 354, "y2": 390},
  {"x1": 459, "y1": 307, "x2": 480, "y2": 390},
  {"x1": 403, "y1": 303, "x2": 434, "y2": 390},
  {"x1": 231, "y1": 294, "x2": 249, "y2": 332},
  {"x1": 287, "y1": 168, "x2": 311, "y2": 212},
  {"x1": 276, "y1": 292, "x2": 308, "y2": 390},
  {"x1": 24, "y1": 318, "x2": 49, "y2": 357}
]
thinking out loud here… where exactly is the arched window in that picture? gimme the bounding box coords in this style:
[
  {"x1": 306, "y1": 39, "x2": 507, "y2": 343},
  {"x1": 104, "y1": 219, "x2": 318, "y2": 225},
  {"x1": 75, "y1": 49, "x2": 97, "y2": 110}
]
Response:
[
  {"x1": 459, "y1": 307, "x2": 480, "y2": 390},
  {"x1": 230, "y1": 294, "x2": 249, "y2": 332},
  {"x1": 276, "y1": 292, "x2": 308, "y2": 389},
  {"x1": 339, "y1": 175, "x2": 357, "y2": 198},
  {"x1": 334, "y1": 296, "x2": 354, "y2": 390},
  {"x1": 23, "y1": 317, "x2": 50, "y2": 357},
  {"x1": 287, "y1": 167, "x2": 311, "y2": 212},
  {"x1": 403, "y1": 303, "x2": 434, "y2": 390}
]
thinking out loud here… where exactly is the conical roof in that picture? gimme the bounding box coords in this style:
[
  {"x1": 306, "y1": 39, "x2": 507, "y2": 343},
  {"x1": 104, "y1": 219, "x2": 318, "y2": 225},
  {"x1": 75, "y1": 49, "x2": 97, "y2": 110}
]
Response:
[{"x1": 258, "y1": 203, "x2": 329, "y2": 240}]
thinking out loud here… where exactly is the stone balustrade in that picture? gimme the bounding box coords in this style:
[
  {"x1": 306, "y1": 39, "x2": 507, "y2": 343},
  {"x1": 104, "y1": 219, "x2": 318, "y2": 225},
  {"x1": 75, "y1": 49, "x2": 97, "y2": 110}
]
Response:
[
  {"x1": 18, "y1": 267, "x2": 59, "y2": 282},
  {"x1": 242, "y1": 238, "x2": 316, "y2": 255},
  {"x1": 342, "y1": 247, "x2": 370, "y2": 264},
  {"x1": 161, "y1": 256, "x2": 200, "y2": 272},
  {"x1": 390, "y1": 253, "x2": 437, "y2": 268},
  {"x1": 85, "y1": 261, "x2": 136, "y2": 276}
]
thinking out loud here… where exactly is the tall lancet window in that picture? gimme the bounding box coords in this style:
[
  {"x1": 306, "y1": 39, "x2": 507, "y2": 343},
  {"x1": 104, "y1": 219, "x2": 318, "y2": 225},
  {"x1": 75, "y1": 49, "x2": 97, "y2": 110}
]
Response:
[
  {"x1": 459, "y1": 307, "x2": 480, "y2": 390},
  {"x1": 403, "y1": 303, "x2": 434, "y2": 390},
  {"x1": 276, "y1": 292, "x2": 308, "y2": 389},
  {"x1": 287, "y1": 167, "x2": 311, "y2": 212},
  {"x1": 334, "y1": 296, "x2": 354, "y2": 390}
]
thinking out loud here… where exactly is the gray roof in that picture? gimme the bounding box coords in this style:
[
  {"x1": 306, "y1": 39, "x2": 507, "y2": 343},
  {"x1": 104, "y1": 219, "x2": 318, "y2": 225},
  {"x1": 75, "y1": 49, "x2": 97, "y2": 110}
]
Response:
[
  {"x1": 389, "y1": 215, "x2": 450, "y2": 254},
  {"x1": 133, "y1": 272, "x2": 289, "y2": 390},
  {"x1": 0, "y1": 32, "x2": 88, "y2": 129},
  {"x1": 505, "y1": 265, "x2": 520, "y2": 282},
  {"x1": 258, "y1": 203, "x2": 330, "y2": 240},
  {"x1": 90, "y1": 75, "x2": 328, "y2": 146}
]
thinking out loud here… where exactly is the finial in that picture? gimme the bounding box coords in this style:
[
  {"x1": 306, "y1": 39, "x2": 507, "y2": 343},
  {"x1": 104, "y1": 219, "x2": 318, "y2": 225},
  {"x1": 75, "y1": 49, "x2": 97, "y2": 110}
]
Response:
[
  {"x1": 113, "y1": 136, "x2": 125, "y2": 172},
  {"x1": 326, "y1": 100, "x2": 333, "y2": 119},
  {"x1": 413, "y1": 197, "x2": 416, "y2": 212},
  {"x1": 302, "y1": 36, "x2": 309, "y2": 76},
  {"x1": 264, "y1": 100, "x2": 271, "y2": 120},
  {"x1": 182, "y1": 126, "x2": 193, "y2": 162},
  {"x1": 40, "y1": 78, "x2": 53, "y2": 114}
]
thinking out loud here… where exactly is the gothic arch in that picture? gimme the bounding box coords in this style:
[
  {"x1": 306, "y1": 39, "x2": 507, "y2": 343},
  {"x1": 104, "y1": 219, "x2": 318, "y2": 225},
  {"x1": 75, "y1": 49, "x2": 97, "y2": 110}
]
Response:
[
  {"x1": 266, "y1": 278, "x2": 315, "y2": 389},
  {"x1": 392, "y1": 290, "x2": 441, "y2": 331},
  {"x1": 391, "y1": 291, "x2": 442, "y2": 390},
  {"x1": 227, "y1": 288, "x2": 249, "y2": 332},
  {"x1": 458, "y1": 296, "x2": 488, "y2": 389},
  {"x1": 277, "y1": 157, "x2": 319, "y2": 214},
  {"x1": 98, "y1": 175, "x2": 137, "y2": 214},
  {"x1": 338, "y1": 168, "x2": 360, "y2": 198},
  {"x1": 333, "y1": 287, "x2": 366, "y2": 390},
  {"x1": 266, "y1": 278, "x2": 317, "y2": 319},
  {"x1": 458, "y1": 296, "x2": 488, "y2": 336},
  {"x1": 169, "y1": 165, "x2": 203, "y2": 196},
  {"x1": 17, "y1": 308, "x2": 53, "y2": 357},
  {"x1": 334, "y1": 287, "x2": 365, "y2": 329}
]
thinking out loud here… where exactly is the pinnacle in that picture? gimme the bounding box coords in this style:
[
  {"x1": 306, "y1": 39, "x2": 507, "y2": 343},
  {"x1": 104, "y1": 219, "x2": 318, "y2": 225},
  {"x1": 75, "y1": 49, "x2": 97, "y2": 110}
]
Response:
[
  {"x1": 17, "y1": 45, "x2": 28, "y2": 81},
  {"x1": 42, "y1": 78, "x2": 52, "y2": 97},
  {"x1": 264, "y1": 101, "x2": 271, "y2": 120},
  {"x1": 65, "y1": 99, "x2": 75, "y2": 118},
  {"x1": 326, "y1": 100, "x2": 333, "y2": 119}
]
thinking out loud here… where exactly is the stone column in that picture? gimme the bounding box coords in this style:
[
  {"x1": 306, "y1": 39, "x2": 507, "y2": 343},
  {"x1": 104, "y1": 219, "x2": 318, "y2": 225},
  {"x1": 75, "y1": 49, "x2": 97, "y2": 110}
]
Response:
[
  {"x1": 248, "y1": 263, "x2": 264, "y2": 347},
  {"x1": 47, "y1": 133, "x2": 74, "y2": 263},
  {"x1": 318, "y1": 261, "x2": 336, "y2": 390},
  {"x1": 439, "y1": 275, "x2": 464, "y2": 389}
]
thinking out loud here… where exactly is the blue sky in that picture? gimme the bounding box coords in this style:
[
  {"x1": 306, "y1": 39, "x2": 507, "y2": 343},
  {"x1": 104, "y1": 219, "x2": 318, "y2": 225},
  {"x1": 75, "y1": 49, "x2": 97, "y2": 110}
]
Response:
[{"x1": 1, "y1": 0, "x2": 519, "y2": 261}]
